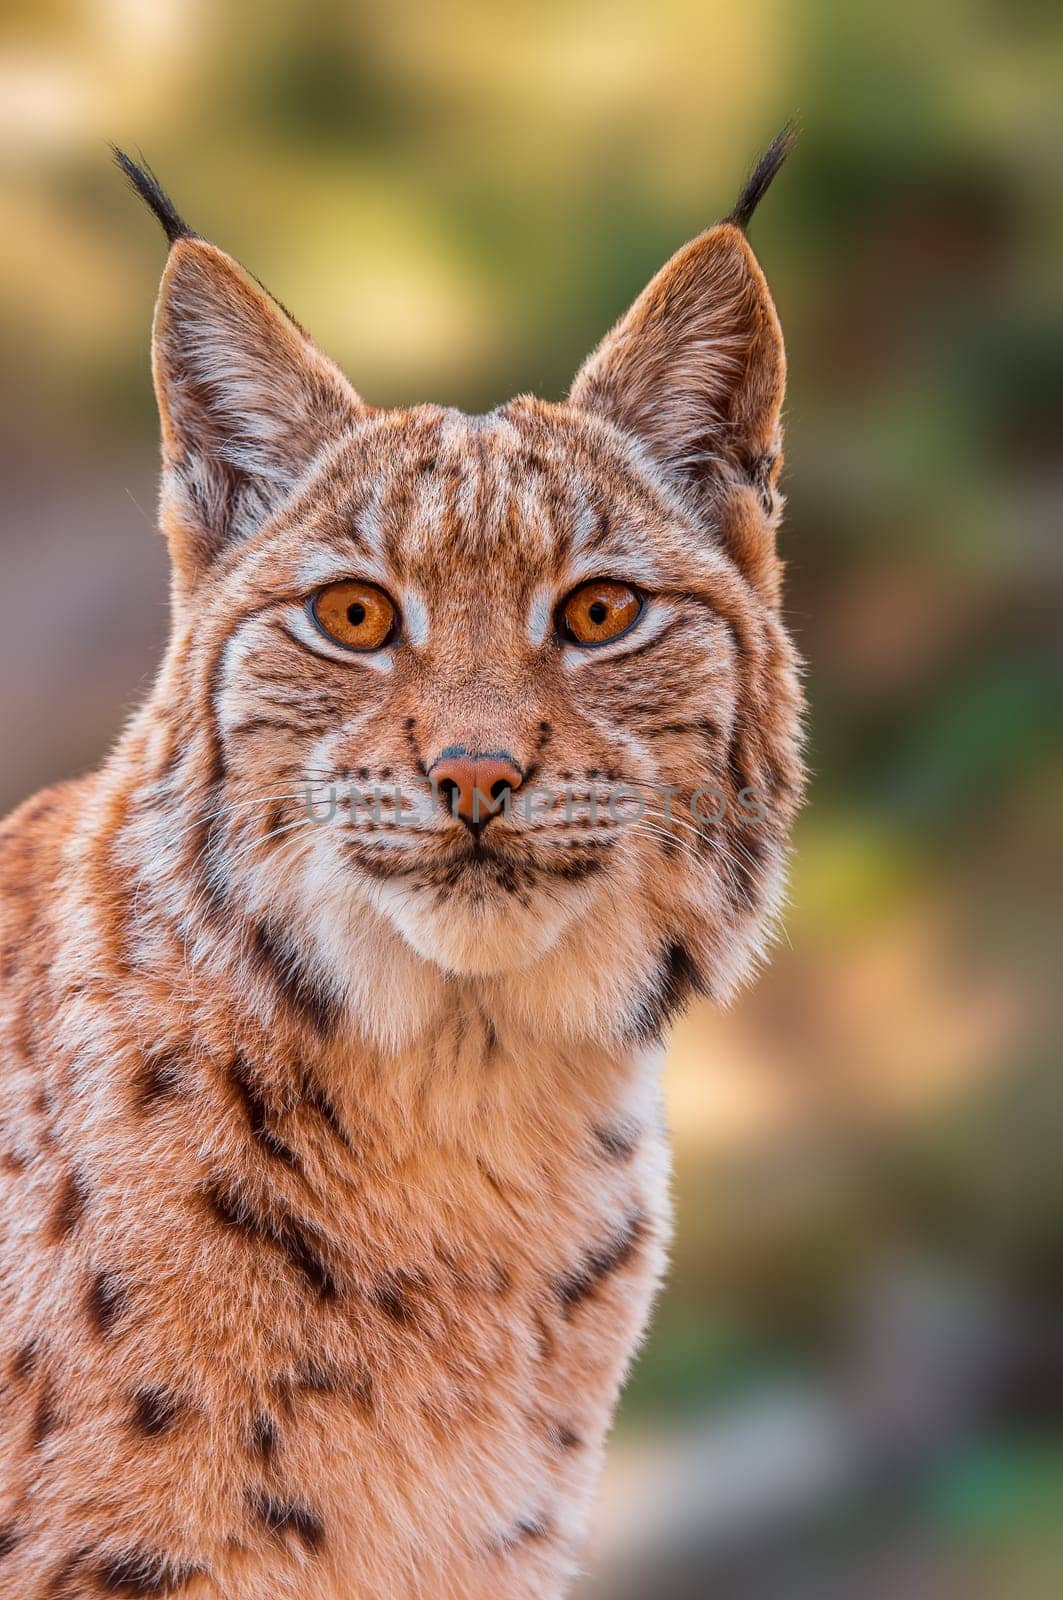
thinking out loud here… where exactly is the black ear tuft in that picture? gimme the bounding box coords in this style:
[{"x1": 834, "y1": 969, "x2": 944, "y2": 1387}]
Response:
[
  {"x1": 112, "y1": 147, "x2": 195, "y2": 246},
  {"x1": 728, "y1": 121, "x2": 799, "y2": 232}
]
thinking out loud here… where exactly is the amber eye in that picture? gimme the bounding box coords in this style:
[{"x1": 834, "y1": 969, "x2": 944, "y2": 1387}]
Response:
[
  {"x1": 310, "y1": 580, "x2": 398, "y2": 652},
  {"x1": 560, "y1": 579, "x2": 644, "y2": 647}
]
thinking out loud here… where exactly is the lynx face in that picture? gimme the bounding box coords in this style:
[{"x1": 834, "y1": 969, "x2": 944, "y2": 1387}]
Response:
[
  {"x1": 0, "y1": 143, "x2": 805, "y2": 1600},
  {"x1": 124, "y1": 137, "x2": 803, "y2": 1017}
]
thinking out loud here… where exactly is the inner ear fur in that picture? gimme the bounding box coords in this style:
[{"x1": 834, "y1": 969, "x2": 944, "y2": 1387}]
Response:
[
  {"x1": 568, "y1": 221, "x2": 786, "y2": 594},
  {"x1": 152, "y1": 237, "x2": 367, "y2": 583}
]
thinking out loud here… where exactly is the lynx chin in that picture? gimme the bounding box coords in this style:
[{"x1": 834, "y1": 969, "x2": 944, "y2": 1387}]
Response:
[{"x1": 0, "y1": 128, "x2": 805, "y2": 1599}]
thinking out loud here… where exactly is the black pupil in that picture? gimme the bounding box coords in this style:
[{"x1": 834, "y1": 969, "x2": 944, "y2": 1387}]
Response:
[
  {"x1": 347, "y1": 602, "x2": 367, "y2": 627},
  {"x1": 588, "y1": 600, "x2": 609, "y2": 625}
]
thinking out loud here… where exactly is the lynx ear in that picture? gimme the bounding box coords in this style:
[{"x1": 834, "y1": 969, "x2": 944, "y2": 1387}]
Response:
[
  {"x1": 568, "y1": 128, "x2": 794, "y2": 583},
  {"x1": 115, "y1": 151, "x2": 367, "y2": 581}
]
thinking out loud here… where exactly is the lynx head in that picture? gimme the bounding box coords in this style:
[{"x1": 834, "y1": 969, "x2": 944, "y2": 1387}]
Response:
[{"x1": 117, "y1": 133, "x2": 804, "y2": 1047}]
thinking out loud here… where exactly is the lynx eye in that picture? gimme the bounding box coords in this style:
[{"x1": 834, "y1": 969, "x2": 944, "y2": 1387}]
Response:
[
  {"x1": 560, "y1": 579, "x2": 644, "y2": 647},
  {"x1": 310, "y1": 580, "x2": 398, "y2": 651}
]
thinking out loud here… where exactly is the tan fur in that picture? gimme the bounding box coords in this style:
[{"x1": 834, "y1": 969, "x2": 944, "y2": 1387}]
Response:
[{"x1": 0, "y1": 156, "x2": 804, "y2": 1598}]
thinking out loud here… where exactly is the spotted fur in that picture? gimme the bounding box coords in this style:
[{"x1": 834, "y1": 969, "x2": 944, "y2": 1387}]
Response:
[{"x1": 0, "y1": 135, "x2": 805, "y2": 1598}]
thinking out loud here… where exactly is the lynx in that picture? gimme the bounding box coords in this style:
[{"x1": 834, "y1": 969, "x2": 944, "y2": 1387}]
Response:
[{"x1": 0, "y1": 130, "x2": 804, "y2": 1598}]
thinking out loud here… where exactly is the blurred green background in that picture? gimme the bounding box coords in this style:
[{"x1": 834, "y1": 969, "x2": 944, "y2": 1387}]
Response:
[{"x1": 1, "y1": 3, "x2": 1060, "y2": 1594}]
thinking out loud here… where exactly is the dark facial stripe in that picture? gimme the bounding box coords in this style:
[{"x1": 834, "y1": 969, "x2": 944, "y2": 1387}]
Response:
[
  {"x1": 554, "y1": 1210, "x2": 646, "y2": 1317},
  {"x1": 87, "y1": 1270, "x2": 128, "y2": 1337},
  {"x1": 229, "y1": 1056, "x2": 300, "y2": 1169},
  {"x1": 247, "y1": 1491, "x2": 325, "y2": 1552},
  {"x1": 226, "y1": 715, "x2": 308, "y2": 741},
  {"x1": 720, "y1": 814, "x2": 767, "y2": 913},
  {"x1": 131, "y1": 1386, "x2": 181, "y2": 1437},
  {"x1": 252, "y1": 921, "x2": 343, "y2": 1038},
  {"x1": 539, "y1": 854, "x2": 604, "y2": 883},
  {"x1": 638, "y1": 717, "x2": 723, "y2": 747},
  {"x1": 607, "y1": 616, "x2": 682, "y2": 666},
  {"x1": 96, "y1": 1549, "x2": 199, "y2": 1595},
  {"x1": 0, "y1": 1523, "x2": 22, "y2": 1560},
  {"x1": 626, "y1": 939, "x2": 704, "y2": 1043},
  {"x1": 204, "y1": 1178, "x2": 338, "y2": 1299}
]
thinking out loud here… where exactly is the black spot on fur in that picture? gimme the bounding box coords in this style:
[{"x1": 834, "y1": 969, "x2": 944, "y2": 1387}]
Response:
[
  {"x1": 293, "y1": 1358, "x2": 339, "y2": 1393},
  {"x1": 628, "y1": 940, "x2": 704, "y2": 1043},
  {"x1": 96, "y1": 1548, "x2": 199, "y2": 1595},
  {"x1": 493, "y1": 1514, "x2": 552, "y2": 1555},
  {"x1": 132, "y1": 1386, "x2": 181, "y2": 1437},
  {"x1": 135, "y1": 1051, "x2": 183, "y2": 1110},
  {"x1": 531, "y1": 1309, "x2": 556, "y2": 1362},
  {"x1": 204, "y1": 1177, "x2": 249, "y2": 1233},
  {"x1": 204, "y1": 1178, "x2": 338, "y2": 1299},
  {"x1": 12, "y1": 1340, "x2": 38, "y2": 1381},
  {"x1": 44, "y1": 1547, "x2": 91, "y2": 1598},
  {"x1": 373, "y1": 1277, "x2": 416, "y2": 1325},
  {"x1": 276, "y1": 1221, "x2": 338, "y2": 1299},
  {"x1": 299, "y1": 1071, "x2": 353, "y2": 1153},
  {"x1": 280, "y1": 1355, "x2": 374, "y2": 1413},
  {"x1": 552, "y1": 1422, "x2": 582, "y2": 1452},
  {"x1": 247, "y1": 1491, "x2": 325, "y2": 1551},
  {"x1": 32, "y1": 1381, "x2": 57, "y2": 1445},
  {"x1": 252, "y1": 922, "x2": 343, "y2": 1038},
  {"x1": 479, "y1": 1007, "x2": 498, "y2": 1058},
  {"x1": 515, "y1": 1516, "x2": 550, "y2": 1542},
  {"x1": 87, "y1": 1270, "x2": 128, "y2": 1337},
  {"x1": 594, "y1": 1122, "x2": 639, "y2": 1162},
  {"x1": 727, "y1": 121, "x2": 798, "y2": 232},
  {"x1": 23, "y1": 796, "x2": 58, "y2": 823},
  {"x1": 251, "y1": 1411, "x2": 279, "y2": 1460},
  {"x1": 351, "y1": 1369, "x2": 375, "y2": 1412},
  {"x1": 554, "y1": 1210, "x2": 646, "y2": 1318},
  {"x1": 230, "y1": 1056, "x2": 300, "y2": 1169},
  {"x1": 49, "y1": 1169, "x2": 88, "y2": 1239},
  {"x1": 111, "y1": 149, "x2": 194, "y2": 247},
  {"x1": 0, "y1": 1522, "x2": 21, "y2": 1559}
]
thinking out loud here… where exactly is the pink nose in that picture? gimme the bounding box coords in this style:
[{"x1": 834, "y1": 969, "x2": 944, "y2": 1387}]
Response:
[{"x1": 429, "y1": 748, "x2": 524, "y2": 830}]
